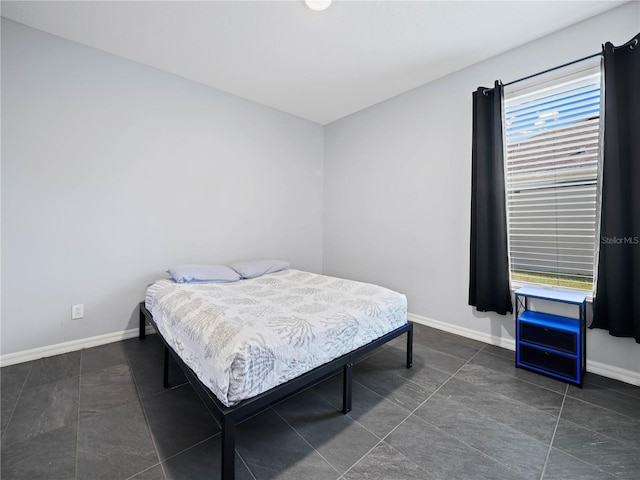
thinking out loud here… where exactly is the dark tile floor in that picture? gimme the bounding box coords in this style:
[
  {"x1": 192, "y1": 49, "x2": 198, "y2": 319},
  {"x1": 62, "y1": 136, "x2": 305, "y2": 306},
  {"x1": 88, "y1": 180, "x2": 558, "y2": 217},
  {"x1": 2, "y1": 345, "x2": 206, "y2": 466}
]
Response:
[{"x1": 2, "y1": 323, "x2": 639, "y2": 479}]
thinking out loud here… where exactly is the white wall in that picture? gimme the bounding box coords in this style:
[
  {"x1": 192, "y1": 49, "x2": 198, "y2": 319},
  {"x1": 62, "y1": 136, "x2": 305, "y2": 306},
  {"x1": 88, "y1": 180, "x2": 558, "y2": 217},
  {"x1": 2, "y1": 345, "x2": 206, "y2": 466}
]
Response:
[
  {"x1": 323, "y1": 3, "x2": 640, "y2": 381},
  {"x1": 1, "y1": 19, "x2": 324, "y2": 356}
]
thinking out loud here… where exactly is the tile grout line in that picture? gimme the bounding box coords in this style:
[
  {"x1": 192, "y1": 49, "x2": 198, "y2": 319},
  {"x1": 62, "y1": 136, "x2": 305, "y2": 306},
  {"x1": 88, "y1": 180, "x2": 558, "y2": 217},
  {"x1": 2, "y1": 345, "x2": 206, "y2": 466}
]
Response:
[
  {"x1": 129, "y1": 347, "x2": 341, "y2": 479},
  {"x1": 433, "y1": 344, "x2": 567, "y2": 479},
  {"x1": 307, "y1": 377, "x2": 401, "y2": 442},
  {"x1": 339, "y1": 346, "x2": 489, "y2": 480},
  {"x1": 551, "y1": 414, "x2": 640, "y2": 452},
  {"x1": 539, "y1": 383, "x2": 568, "y2": 480},
  {"x1": 249, "y1": 336, "x2": 567, "y2": 477},
  {"x1": 371, "y1": 340, "x2": 572, "y2": 410},
  {"x1": 563, "y1": 390, "x2": 640, "y2": 423},
  {"x1": 143, "y1": 433, "x2": 227, "y2": 480},
  {"x1": 0, "y1": 362, "x2": 33, "y2": 450},
  {"x1": 367, "y1": 341, "x2": 480, "y2": 378},
  {"x1": 394, "y1": 345, "x2": 539, "y2": 478},
  {"x1": 75, "y1": 351, "x2": 83, "y2": 480},
  {"x1": 459, "y1": 346, "x2": 563, "y2": 421},
  {"x1": 405, "y1": 345, "x2": 538, "y2": 480},
  {"x1": 272, "y1": 342, "x2": 460, "y2": 453},
  {"x1": 545, "y1": 378, "x2": 640, "y2": 451},
  {"x1": 130, "y1": 396, "x2": 255, "y2": 478},
  {"x1": 123, "y1": 342, "x2": 169, "y2": 480},
  {"x1": 314, "y1": 342, "x2": 638, "y2": 478},
  {"x1": 124, "y1": 344, "x2": 252, "y2": 478},
  {"x1": 271, "y1": 407, "x2": 343, "y2": 478},
  {"x1": 123, "y1": 463, "x2": 165, "y2": 480},
  {"x1": 544, "y1": 444, "x2": 622, "y2": 479},
  {"x1": 472, "y1": 346, "x2": 604, "y2": 423},
  {"x1": 236, "y1": 448, "x2": 258, "y2": 480},
  {"x1": 336, "y1": 344, "x2": 564, "y2": 428},
  {"x1": 157, "y1": 432, "x2": 220, "y2": 463},
  {"x1": 478, "y1": 347, "x2": 571, "y2": 397},
  {"x1": 340, "y1": 438, "x2": 433, "y2": 480}
]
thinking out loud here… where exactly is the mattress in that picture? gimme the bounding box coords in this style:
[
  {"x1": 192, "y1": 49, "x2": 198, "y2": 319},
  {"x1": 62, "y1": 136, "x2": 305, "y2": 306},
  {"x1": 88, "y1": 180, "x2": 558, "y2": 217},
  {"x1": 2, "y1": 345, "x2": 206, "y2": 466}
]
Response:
[{"x1": 145, "y1": 269, "x2": 407, "y2": 407}]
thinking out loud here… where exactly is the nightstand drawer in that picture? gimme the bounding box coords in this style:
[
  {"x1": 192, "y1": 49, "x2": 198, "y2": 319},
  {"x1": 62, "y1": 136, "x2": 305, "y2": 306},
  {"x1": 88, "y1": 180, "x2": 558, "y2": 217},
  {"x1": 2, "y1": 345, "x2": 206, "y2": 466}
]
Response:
[
  {"x1": 520, "y1": 321, "x2": 577, "y2": 354},
  {"x1": 519, "y1": 344, "x2": 578, "y2": 380}
]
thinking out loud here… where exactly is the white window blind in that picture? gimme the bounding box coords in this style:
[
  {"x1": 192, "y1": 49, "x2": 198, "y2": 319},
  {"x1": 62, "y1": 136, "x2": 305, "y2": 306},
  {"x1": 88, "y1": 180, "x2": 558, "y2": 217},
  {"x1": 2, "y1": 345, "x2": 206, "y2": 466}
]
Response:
[{"x1": 503, "y1": 61, "x2": 602, "y2": 292}]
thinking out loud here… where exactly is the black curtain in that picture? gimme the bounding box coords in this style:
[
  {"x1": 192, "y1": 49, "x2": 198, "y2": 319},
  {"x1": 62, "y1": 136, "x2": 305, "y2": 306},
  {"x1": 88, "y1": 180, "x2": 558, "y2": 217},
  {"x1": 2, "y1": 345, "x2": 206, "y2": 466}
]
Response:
[
  {"x1": 469, "y1": 81, "x2": 512, "y2": 315},
  {"x1": 592, "y1": 33, "x2": 640, "y2": 343}
]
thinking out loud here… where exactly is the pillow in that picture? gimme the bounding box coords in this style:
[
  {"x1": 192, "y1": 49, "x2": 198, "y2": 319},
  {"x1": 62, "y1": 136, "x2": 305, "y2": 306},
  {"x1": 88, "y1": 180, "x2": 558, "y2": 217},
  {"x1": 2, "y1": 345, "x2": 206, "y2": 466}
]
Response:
[
  {"x1": 228, "y1": 259, "x2": 290, "y2": 279},
  {"x1": 168, "y1": 264, "x2": 241, "y2": 284}
]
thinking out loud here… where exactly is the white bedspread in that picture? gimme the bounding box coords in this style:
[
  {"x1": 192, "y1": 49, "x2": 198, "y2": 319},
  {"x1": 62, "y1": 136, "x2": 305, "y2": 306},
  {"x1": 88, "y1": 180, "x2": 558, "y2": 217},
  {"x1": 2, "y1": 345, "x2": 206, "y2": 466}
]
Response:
[{"x1": 145, "y1": 269, "x2": 407, "y2": 407}]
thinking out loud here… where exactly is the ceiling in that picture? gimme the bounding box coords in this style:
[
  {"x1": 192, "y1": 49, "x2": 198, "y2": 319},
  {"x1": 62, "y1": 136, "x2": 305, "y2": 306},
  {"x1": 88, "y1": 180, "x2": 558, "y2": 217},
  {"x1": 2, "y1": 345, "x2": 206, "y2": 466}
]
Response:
[{"x1": 1, "y1": 0, "x2": 628, "y2": 125}]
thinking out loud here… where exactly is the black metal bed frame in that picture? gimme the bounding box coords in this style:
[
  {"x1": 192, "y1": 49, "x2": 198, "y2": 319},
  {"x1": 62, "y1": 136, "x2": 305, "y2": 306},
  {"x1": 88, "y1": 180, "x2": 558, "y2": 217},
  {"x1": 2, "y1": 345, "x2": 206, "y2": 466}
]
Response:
[{"x1": 139, "y1": 302, "x2": 413, "y2": 480}]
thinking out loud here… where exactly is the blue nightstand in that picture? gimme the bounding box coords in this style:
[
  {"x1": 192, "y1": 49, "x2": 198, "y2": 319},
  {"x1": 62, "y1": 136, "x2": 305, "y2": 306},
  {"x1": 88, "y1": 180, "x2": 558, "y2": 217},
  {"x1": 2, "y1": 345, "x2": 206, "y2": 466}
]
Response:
[{"x1": 514, "y1": 286, "x2": 587, "y2": 387}]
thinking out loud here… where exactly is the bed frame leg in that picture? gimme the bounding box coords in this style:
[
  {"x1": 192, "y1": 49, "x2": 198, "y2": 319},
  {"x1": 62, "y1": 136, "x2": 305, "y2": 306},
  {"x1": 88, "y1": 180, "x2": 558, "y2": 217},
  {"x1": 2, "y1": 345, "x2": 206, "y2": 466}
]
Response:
[
  {"x1": 163, "y1": 346, "x2": 170, "y2": 388},
  {"x1": 221, "y1": 415, "x2": 236, "y2": 480},
  {"x1": 406, "y1": 323, "x2": 413, "y2": 369},
  {"x1": 139, "y1": 304, "x2": 146, "y2": 340},
  {"x1": 342, "y1": 363, "x2": 353, "y2": 414}
]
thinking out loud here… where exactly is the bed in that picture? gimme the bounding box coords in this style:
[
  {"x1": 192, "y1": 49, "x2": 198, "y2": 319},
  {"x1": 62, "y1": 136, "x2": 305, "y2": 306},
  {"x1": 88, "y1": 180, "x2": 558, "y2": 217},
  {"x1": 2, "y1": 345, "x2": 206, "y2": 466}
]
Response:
[{"x1": 139, "y1": 268, "x2": 413, "y2": 479}]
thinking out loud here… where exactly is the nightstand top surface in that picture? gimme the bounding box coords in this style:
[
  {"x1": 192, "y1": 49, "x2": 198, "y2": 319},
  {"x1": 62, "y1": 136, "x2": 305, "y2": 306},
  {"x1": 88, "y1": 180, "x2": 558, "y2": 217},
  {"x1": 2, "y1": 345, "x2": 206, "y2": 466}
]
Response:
[{"x1": 515, "y1": 286, "x2": 586, "y2": 305}]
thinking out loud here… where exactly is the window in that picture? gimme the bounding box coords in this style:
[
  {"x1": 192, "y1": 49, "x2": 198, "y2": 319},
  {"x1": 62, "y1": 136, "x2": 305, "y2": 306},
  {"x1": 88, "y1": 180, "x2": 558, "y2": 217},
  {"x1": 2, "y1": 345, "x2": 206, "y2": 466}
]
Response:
[{"x1": 503, "y1": 59, "x2": 602, "y2": 293}]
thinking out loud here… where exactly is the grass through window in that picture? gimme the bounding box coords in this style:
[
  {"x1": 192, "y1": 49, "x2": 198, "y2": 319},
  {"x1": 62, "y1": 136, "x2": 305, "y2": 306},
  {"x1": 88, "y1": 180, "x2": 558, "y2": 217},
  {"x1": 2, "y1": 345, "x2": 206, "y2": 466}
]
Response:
[{"x1": 511, "y1": 270, "x2": 593, "y2": 291}]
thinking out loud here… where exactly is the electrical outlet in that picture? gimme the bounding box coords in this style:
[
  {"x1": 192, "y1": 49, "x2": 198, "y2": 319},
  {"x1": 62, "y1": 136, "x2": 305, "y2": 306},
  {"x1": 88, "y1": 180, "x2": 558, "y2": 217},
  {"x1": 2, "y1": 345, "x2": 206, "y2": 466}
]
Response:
[{"x1": 71, "y1": 304, "x2": 84, "y2": 320}]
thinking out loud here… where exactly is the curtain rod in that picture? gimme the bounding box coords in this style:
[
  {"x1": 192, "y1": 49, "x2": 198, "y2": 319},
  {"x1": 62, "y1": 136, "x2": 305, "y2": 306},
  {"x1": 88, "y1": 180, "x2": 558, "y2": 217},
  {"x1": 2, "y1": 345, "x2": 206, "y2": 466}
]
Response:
[
  {"x1": 482, "y1": 37, "x2": 638, "y2": 93},
  {"x1": 482, "y1": 50, "x2": 602, "y2": 95},
  {"x1": 503, "y1": 51, "x2": 602, "y2": 88}
]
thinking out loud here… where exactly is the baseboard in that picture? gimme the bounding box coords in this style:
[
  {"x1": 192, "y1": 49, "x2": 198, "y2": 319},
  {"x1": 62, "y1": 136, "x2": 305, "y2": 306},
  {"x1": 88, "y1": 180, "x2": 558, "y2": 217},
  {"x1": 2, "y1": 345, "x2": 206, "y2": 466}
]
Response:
[
  {"x1": 407, "y1": 312, "x2": 640, "y2": 387},
  {"x1": 0, "y1": 325, "x2": 156, "y2": 367},
  {"x1": 408, "y1": 312, "x2": 517, "y2": 350},
  {"x1": 585, "y1": 359, "x2": 640, "y2": 386}
]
